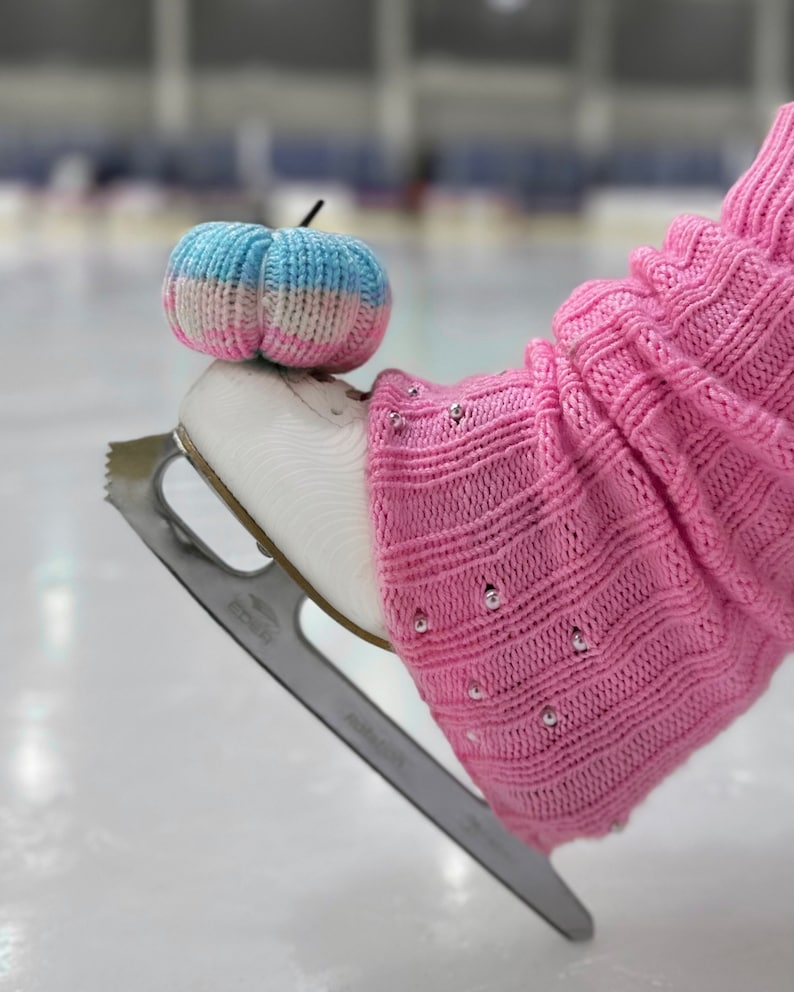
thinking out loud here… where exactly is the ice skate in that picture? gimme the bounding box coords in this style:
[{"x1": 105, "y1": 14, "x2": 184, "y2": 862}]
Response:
[
  {"x1": 108, "y1": 105, "x2": 794, "y2": 943},
  {"x1": 106, "y1": 267, "x2": 594, "y2": 939}
]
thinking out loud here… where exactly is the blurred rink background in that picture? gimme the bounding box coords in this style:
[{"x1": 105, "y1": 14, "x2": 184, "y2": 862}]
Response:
[{"x1": 2, "y1": 2, "x2": 794, "y2": 990}]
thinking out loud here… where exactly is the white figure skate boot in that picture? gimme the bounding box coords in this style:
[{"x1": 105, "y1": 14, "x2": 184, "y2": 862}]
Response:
[{"x1": 176, "y1": 358, "x2": 390, "y2": 649}]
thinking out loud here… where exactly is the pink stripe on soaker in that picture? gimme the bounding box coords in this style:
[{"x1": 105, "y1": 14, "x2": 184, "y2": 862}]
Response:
[
  {"x1": 182, "y1": 322, "x2": 263, "y2": 360},
  {"x1": 261, "y1": 299, "x2": 390, "y2": 371}
]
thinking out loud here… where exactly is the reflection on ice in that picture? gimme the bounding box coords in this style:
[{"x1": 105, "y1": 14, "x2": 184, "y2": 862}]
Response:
[
  {"x1": 35, "y1": 555, "x2": 76, "y2": 663},
  {"x1": 12, "y1": 722, "x2": 65, "y2": 805},
  {"x1": 40, "y1": 583, "x2": 75, "y2": 661},
  {"x1": 0, "y1": 922, "x2": 23, "y2": 981},
  {"x1": 441, "y1": 846, "x2": 473, "y2": 892}
]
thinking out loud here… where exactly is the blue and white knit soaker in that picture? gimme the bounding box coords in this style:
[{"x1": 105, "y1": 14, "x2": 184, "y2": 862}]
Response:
[{"x1": 163, "y1": 222, "x2": 392, "y2": 372}]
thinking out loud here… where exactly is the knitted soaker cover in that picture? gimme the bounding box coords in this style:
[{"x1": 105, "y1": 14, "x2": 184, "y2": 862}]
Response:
[
  {"x1": 163, "y1": 224, "x2": 391, "y2": 372},
  {"x1": 367, "y1": 104, "x2": 794, "y2": 853}
]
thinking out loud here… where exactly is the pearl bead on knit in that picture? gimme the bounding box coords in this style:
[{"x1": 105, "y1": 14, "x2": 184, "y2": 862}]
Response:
[
  {"x1": 484, "y1": 587, "x2": 501, "y2": 610},
  {"x1": 542, "y1": 706, "x2": 558, "y2": 727},
  {"x1": 468, "y1": 683, "x2": 484, "y2": 701},
  {"x1": 571, "y1": 628, "x2": 588, "y2": 653},
  {"x1": 389, "y1": 410, "x2": 404, "y2": 429},
  {"x1": 449, "y1": 402, "x2": 463, "y2": 422},
  {"x1": 414, "y1": 613, "x2": 428, "y2": 634}
]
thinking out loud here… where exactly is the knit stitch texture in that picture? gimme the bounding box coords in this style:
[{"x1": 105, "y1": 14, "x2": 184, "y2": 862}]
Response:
[
  {"x1": 367, "y1": 104, "x2": 794, "y2": 853},
  {"x1": 163, "y1": 222, "x2": 391, "y2": 372}
]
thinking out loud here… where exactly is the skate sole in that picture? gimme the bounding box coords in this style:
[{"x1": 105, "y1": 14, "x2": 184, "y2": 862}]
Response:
[{"x1": 175, "y1": 423, "x2": 394, "y2": 653}]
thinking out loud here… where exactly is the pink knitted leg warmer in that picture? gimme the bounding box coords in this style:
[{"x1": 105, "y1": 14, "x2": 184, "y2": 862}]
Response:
[{"x1": 366, "y1": 104, "x2": 794, "y2": 853}]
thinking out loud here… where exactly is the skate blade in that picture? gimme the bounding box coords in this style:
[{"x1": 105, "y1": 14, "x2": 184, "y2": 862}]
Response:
[{"x1": 104, "y1": 430, "x2": 595, "y2": 943}]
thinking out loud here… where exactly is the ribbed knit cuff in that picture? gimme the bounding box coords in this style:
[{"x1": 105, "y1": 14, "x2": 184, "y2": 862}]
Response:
[{"x1": 721, "y1": 102, "x2": 794, "y2": 262}]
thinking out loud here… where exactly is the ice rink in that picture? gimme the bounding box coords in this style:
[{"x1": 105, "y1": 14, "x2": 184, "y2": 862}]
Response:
[{"x1": 2, "y1": 214, "x2": 793, "y2": 990}]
